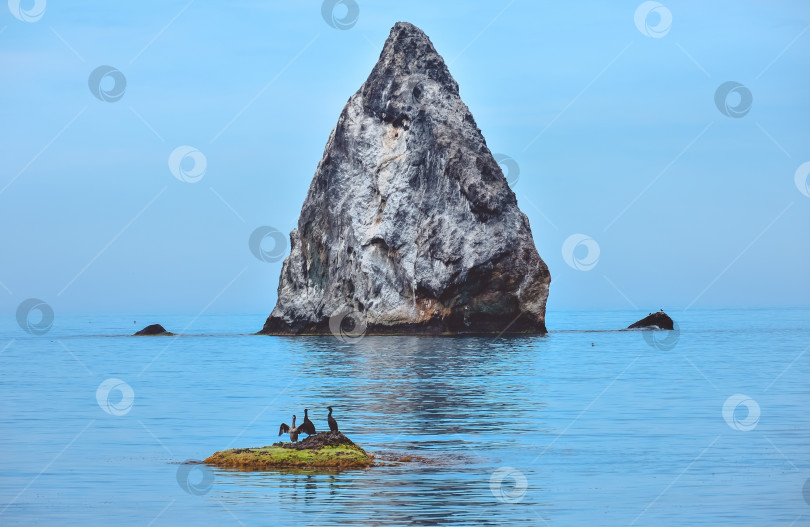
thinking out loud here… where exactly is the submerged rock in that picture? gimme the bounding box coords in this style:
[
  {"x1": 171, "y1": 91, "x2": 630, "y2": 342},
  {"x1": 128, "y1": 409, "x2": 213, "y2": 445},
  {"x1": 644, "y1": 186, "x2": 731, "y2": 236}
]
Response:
[
  {"x1": 261, "y1": 22, "x2": 550, "y2": 336},
  {"x1": 205, "y1": 431, "x2": 373, "y2": 470},
  {"x1": 133, "y1": 324, "x2": 173, "y2": 336},
  {"x1": 627, "y1": 311, "x2": 674, "y2": 330}
]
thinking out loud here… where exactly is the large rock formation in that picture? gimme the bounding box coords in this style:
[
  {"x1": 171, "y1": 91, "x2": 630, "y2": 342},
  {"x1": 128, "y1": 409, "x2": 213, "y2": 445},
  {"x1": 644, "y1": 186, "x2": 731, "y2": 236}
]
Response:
[{"x1": 261, "y1": 22, "x2": 550, "y2": 335}]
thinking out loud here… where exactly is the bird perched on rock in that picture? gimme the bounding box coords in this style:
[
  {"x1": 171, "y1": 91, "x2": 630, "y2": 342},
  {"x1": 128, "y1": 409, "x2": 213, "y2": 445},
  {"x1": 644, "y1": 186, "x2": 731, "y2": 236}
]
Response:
[
  {"x1": 327, "y1": 407, "x2": 338, "y2": 432},
  {"x1": 298, "y1": 408, "x2": 316, "y2": 436},
  {"x1": 278, "y1": 415, "x2": 299, "y2": 442}
]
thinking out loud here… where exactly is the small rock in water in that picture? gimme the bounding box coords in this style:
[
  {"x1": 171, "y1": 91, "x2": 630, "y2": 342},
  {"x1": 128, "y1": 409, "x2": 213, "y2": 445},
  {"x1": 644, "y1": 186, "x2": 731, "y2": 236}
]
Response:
[
  {"x1": 627, "y1": 311, "x2": 674, "y2": 330},
  {"x1": 133, "y1": 324, "x2": 173, "y2": 336},
  {"x1": 205, "y1": 430, "x2": 373, "y2": 469}
]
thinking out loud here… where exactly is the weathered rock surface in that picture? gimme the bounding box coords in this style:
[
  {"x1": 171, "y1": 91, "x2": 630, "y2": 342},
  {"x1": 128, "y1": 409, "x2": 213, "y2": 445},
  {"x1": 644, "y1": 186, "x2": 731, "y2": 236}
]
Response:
[
  {"x1": 133, "y1": 324, "x2": 173, "y2": 336},
  {"x1": 627, "y1": 311, "x2": 674, "y2": 330},
  {"x1": 273, "y1": 431, "x2": 357, "y2": 450},
  {"x1": 261, "y1": 22, "x2": 550, "y2": 335}
]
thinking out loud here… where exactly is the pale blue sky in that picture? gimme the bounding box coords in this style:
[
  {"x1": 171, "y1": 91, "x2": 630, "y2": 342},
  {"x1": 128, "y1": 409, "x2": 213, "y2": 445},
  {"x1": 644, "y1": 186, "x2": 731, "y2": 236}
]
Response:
[{"x1": 1, "y1": 0, "x2": 808, "y2": 319}]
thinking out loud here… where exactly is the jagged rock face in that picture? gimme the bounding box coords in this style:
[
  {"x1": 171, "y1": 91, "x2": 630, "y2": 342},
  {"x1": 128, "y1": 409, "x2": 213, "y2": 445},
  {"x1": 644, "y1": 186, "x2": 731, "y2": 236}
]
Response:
[{"x1": 261, "y1": 22, "x2": 550, "y2": 335}]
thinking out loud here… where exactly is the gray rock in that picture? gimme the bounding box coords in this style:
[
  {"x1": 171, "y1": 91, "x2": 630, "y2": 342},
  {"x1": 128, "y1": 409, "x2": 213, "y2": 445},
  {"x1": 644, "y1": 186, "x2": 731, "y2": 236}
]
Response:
[{"x1": 261, "y1": 22, "x2": 550, "y2": 335}]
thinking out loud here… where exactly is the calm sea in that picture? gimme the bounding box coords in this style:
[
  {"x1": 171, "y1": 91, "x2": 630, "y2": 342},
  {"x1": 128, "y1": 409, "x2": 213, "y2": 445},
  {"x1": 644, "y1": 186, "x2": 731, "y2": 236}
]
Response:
[{"x1": 1, "y1": 308, "x2": 808, "y2": 526}]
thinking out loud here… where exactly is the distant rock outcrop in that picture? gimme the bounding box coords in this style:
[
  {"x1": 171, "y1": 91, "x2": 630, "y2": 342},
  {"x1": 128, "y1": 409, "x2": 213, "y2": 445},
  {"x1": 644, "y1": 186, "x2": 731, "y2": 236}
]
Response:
[
  {"x1": 627, "y1": 311, "x2": 674, "y2": 330},
  {"x1": 133, "y1": 324, "x2": 172, "y2": 336},
  {"x1": 261, "y1": 22, "x2": 550, "y2": 335}
]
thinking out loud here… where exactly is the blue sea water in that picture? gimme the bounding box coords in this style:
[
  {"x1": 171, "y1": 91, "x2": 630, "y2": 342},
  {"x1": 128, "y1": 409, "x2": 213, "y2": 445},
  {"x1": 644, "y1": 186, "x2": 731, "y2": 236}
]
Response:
[{"x1": 0, "y1": 308, "x2": 808, "y2": 526}]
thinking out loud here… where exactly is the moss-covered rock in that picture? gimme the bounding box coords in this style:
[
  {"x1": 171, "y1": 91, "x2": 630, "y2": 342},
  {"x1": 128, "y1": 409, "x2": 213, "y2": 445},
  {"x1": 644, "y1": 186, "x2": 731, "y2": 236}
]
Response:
[{"x1": 205, "y1": 431, "x2": 373, "y2": 470}]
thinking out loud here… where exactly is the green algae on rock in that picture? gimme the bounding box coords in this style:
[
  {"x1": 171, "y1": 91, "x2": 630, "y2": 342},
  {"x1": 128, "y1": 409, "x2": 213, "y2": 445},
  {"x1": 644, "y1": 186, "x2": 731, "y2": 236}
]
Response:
[{"x1": 205, "y1": 431, "x2": 373, "y2": 470}]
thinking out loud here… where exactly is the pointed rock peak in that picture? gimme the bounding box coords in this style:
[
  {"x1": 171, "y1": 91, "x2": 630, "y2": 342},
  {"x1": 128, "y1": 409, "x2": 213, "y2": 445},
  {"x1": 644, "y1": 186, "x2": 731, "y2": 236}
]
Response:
[
  {"x1": 368, "y1": 21, "x2": 458, "y2": 96},
  {"x1": 390, "y1": 21, "x2": 426, "y2": 37},
  {"x1": 261, "y1": 22, "x2": 550, "y2": 336},
  {"x1": 381, "y1": 22, "x2": 438, "y2": 62}
]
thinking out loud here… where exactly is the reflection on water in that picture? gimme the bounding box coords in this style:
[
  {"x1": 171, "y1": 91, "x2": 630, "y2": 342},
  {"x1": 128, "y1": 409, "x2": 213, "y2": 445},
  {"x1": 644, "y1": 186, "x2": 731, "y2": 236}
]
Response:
[
  {"x1": 0, "y1": 309, "x2": 808, "y2": 525},
  {"x1": 289, "y1": 336, "x2": 547, "y2": 438}
]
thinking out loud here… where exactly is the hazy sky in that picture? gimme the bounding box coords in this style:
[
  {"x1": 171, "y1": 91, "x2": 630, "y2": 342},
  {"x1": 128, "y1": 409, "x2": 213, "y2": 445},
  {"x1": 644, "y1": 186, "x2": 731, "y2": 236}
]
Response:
[{"x1": 1, "y1": 0, "x2": 808, "y2": 319}]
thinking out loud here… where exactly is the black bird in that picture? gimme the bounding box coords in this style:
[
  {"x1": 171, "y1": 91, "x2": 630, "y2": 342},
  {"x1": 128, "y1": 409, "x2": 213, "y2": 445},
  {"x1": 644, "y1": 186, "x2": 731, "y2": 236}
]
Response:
[
  {"x1": 327, "y1": 406, "x2": 338, "y2": 432},
  {"x1": 298, "y1": 408, "x2": 316, "y2": 436},
  {"x1": 278, "y1": 414, "x2": 299, "y2": 442}
]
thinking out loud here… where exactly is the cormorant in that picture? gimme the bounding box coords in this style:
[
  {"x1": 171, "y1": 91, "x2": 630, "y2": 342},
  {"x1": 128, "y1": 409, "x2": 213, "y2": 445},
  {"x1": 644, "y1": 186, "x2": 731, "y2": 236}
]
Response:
[
  {"x1": 299, "y1": 408, "x2": 316, "y2": 436},
  {"x1": 327, "y1": 406, "x2": 338, "y2": 432},
  {"x1": 278, "y1": 415, "x2": 299, "y2": 442}
]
